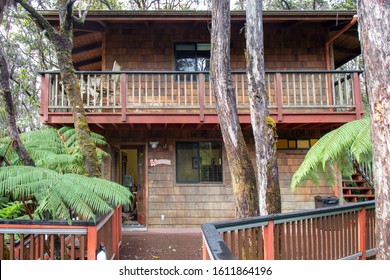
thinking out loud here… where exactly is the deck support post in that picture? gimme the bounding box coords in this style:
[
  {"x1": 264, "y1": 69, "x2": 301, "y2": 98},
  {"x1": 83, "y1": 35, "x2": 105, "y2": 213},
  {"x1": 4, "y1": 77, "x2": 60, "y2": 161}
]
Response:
[
  {"x1": 40, "y1": 74, "x2": 49, "y2": 122},
  {"x1": 358, "y1": 207, "x2": 367, "y2": 260},
  {"x1": 198, "y1": 73, "x2": 205, "y2": 122},
  {"x1": 87, "y1": 226, "x2": 98, "y2": 260},
  {"x1": 276, "y1": 73, "x2": 283, "y2": 122},
  {"x1": 121, "y1": 73, "x2": 127, "y2": 122},
  {"x1": 353, "y1": 72, "x2": 363, "y2": 119},
  {"x1": 264, "y1": 220, "x2": 275, "y2": 260}
]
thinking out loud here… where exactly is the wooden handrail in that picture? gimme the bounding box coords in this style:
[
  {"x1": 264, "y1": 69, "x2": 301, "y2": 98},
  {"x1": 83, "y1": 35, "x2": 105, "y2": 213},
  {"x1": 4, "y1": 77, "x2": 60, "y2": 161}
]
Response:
[{"x1": 202, "y1": 201, "x2": 375, "y2": 260}]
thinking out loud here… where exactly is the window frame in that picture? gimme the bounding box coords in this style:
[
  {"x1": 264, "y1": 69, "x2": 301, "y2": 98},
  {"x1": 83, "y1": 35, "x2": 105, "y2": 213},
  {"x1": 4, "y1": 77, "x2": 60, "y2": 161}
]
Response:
[
  {"x1": 176, "y1": 141, "x2": 223, "y2": 184},
  {"x1": 174, "y1": 42, "x2": 211, "y2": 72}
]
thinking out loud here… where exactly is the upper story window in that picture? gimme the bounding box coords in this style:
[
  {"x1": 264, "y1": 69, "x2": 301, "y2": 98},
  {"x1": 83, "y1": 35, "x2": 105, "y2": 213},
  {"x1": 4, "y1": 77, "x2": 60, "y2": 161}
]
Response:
[
  {"x1": 176, "y1": 141, "x2": 222, "y2": 184},
  {"x1": 174, "y1": 43, "x2": 211, "y2": 72}
]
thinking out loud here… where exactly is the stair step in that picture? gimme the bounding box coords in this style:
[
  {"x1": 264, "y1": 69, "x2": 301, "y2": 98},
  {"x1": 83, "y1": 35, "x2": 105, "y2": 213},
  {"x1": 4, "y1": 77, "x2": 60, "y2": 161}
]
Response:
[
  {"x1": 343, "y1": 180, "x2": 367, "y2": 183},
  {"x1": 343, "y1": 194, "x2": 375, "y2": 198},
  {"x1": 342, "y1": 187, "x2": 373, "y2": 190}
]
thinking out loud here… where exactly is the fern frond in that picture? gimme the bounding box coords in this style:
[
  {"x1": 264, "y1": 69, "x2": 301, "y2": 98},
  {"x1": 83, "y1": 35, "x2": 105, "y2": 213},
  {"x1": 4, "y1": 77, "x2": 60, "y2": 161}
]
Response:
[
  {"x1": 0, "y1": 166, "x2": 132, "y2": 222},
  {"x1": 291, "y1": 118, "x2": 372, "y2": 191}
]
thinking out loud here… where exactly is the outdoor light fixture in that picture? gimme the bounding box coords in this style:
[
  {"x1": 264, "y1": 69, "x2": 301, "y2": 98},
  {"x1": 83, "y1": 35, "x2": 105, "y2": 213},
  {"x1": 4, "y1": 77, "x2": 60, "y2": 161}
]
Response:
[
  {"x1": 150, "y1": 141, "x2": 159, "y2": 149},
  {"x1": 96, "y1": 243, "x2": 107, "y2": 260}
]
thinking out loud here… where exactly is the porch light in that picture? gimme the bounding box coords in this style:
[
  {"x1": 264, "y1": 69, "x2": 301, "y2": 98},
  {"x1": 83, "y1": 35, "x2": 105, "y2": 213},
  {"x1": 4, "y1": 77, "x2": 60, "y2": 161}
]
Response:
[{"x1": 150, "y1": 141, "x2": 159, "y2": 149}]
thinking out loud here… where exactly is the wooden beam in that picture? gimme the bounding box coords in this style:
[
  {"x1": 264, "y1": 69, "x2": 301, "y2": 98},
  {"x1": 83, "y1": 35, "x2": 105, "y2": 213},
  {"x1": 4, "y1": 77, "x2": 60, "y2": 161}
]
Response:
[
  {"x1": 73, "y1": 21, "x2": 105, "y2": 32},
  {"x1": 72, "y1": 42, "x2": 102, "y2": 55},
  {"x1": 74, "y1": 56, "x2": 102, "y2": 68}
]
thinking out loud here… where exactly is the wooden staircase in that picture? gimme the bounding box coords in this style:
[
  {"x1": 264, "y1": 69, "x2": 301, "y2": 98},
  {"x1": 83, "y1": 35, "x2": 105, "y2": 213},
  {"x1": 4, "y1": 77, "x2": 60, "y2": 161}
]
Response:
[{"x1": 342, "y1": 172, "x2": 375, "y2": 203}]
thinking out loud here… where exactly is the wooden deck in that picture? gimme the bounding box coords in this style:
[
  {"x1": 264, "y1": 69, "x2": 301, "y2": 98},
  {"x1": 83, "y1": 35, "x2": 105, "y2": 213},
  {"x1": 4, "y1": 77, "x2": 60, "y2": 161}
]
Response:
[{"x1": 40, "y1": 70, "x2": 364, "y2": 130}]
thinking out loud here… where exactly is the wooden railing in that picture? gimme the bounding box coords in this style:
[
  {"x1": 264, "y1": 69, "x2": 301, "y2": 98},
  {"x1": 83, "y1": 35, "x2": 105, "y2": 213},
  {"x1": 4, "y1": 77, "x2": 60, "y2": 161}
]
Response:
[
  {"x1": 0, "y1": 206, "x2": 122, "y2": 260},
  {"x1": 40, "y1": 70, "x2": 363, "y2": 121},
  {"x1": 201, "y1": 201, "x2": 375, "y2": 260}
]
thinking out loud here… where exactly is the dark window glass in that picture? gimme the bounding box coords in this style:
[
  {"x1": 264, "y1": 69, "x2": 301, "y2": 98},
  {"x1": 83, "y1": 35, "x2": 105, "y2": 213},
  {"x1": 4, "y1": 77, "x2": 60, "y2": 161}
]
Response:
[
  {"x1": 176, "y1": 142, "x2": 222, "y2": 183},
  {"x1": 175, "y1": 43, "x2": 210, "y2": 72}
]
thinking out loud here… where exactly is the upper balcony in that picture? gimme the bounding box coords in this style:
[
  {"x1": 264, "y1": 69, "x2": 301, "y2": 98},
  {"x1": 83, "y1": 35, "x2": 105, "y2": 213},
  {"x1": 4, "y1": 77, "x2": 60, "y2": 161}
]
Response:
[{"x1": 40, "y1": 70, "x2": 364, "y2": 131}]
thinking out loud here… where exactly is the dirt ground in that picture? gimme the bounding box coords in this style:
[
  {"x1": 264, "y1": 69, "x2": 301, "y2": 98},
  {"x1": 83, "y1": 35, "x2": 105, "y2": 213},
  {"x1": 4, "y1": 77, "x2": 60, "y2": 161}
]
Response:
[{"x1": 119, "y1": 228, "x2": 203, "y2": 260}]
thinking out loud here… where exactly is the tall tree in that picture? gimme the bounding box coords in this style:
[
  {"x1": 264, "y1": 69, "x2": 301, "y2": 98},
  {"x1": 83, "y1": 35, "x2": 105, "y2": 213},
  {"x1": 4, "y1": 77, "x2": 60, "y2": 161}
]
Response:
[
  {"x1": 246, "y1": 0, "x2": 280, "y2": 215},
  {"x1": 210, "y1": 0, "x2": 259, "y2": 218},
  {"x1": 358, "y1": 0, "x2": 390, "y2": 260},
  {"x1": 0, "y1": 46, "x2": 35, "y2": 166},
  {"x1": 8, "y1": 0, "x2": 101, "y2": 177}
]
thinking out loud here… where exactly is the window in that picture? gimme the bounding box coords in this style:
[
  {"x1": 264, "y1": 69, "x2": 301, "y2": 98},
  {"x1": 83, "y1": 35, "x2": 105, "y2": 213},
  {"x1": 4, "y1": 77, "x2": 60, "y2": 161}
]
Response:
[
  {"x1": 176, "y1": 142, "x2": 222, "y2": 183},
  {"x1": 174, "y1": 43, "x2": 210, "y2": 72}
]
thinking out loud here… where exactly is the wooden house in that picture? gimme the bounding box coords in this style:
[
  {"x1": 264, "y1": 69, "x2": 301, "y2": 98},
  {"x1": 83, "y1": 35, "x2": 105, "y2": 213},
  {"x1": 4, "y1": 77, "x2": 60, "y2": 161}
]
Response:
[{"x1": 39, "y1": 10, "x2": 363, "y2": 228}]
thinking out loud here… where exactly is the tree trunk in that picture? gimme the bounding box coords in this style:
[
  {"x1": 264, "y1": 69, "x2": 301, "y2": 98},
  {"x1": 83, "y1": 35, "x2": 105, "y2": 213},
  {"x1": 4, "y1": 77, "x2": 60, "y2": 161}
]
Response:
[
  {"x1": 0, "y1": 47, "x2": 35, "y2": 166},
  {"x1": 246, "y1": 0, "x2": 280, "y2": 216},
  {"x1": 211, "y1": 0, "x2": 259, "y2": 218},
  {"x1": 358, "y1": 0, "x2": 390, "y2": 260},
  {"x1": 52, "y1": 33, "x2": 101, "y2": 177},
  {"x1": 14, "y1": 0, "x2": 101, "y2": 177}
]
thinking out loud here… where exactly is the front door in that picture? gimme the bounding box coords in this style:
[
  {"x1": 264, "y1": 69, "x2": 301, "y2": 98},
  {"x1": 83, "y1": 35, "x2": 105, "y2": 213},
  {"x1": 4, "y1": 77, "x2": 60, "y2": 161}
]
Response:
[{"x1": 120, "y1": 145, "x2": 147, "y2": 226}]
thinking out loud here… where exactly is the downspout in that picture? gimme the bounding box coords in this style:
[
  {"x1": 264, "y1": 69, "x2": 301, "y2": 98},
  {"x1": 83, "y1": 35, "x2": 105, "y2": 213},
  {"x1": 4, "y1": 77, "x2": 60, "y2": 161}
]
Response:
[
  {"x1": 325, "y1": 15, "x2": 358, "y2": 70},
  {"x1": 325, "y1": 15, "x2": 357, "y2": 203}
]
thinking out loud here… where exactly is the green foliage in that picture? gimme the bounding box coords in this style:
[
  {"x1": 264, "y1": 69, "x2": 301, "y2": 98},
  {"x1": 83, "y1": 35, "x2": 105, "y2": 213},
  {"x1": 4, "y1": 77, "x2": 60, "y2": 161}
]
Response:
[
  {"x1": 0, "y1": 197, "x2": 25, "y2": 219},
  {"x1": 291, "y1": 118, "x2": 372, "y2": 190},
  {"x1": 0, "y1": 126, "x2": 109, "y2": 174},
  {"x1": 0, "y1": 166, "x2": 132, "y2": 223}
]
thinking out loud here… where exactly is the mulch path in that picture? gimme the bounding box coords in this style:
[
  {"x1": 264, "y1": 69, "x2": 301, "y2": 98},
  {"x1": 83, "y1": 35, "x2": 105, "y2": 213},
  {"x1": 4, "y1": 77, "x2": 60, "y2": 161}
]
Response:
[{"x1": 119, "y1": 228, "x2": 203, "y2": 260}]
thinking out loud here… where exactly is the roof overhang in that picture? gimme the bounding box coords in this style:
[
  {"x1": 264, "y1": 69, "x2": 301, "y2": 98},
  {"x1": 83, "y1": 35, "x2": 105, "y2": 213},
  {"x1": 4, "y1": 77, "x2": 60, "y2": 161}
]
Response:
[{"x1": 40, "y1": 10, "x2": 360, "y2": 70}]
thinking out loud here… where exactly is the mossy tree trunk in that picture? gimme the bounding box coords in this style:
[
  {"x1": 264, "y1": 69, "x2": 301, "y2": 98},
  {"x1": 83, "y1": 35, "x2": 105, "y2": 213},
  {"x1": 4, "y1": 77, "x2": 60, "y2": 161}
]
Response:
[
  {"x1": 0, "y1": 46, "x2": 35, "y2": 167},
  {"x1": 245, "y1": 0, "x2": 281, "y2": 215},
  {"x1": 211, "y1": 0, "x2": 259, "y2": 218},
  {"x1": 15, "y1": 0, "x2": 100, "y2": 177},
  {"x1": 358, "y1": 0, "x2": 390, "y2": 260}
]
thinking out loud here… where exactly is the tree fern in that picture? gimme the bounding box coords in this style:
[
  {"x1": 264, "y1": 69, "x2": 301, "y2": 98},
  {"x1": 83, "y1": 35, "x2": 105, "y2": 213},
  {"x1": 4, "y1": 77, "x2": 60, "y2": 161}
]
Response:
[
  {"x1": 0, "y1": 166, "x2": 132, "y2": 223},
  {"x1": 291, "y1": 118, "x2": 372, "y2": 190},
  {"x1": 0, "y1": 126, "x2": 109, "y2": 174}
]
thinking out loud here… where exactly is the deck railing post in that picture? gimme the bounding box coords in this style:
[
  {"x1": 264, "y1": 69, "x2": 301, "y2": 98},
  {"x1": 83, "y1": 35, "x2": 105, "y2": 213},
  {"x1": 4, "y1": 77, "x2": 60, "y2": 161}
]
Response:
[
  {"x1": 353, "y1": 72, "x2": 363, "y2": 119},
  {"x1": 276, "y1": 73, "x2": 283, "y2": 122},
  {"x1": 40, "y1": 73, "x2": 49, "y2": 122},
  {"x1": 358, "y1": 207, "x2": 367, "y2": 260},
  {"x1": 264, "y1": 220, "x2": 275, "y2": 260},
  {"x1": 121, "y1": 73, "x2": 127, "y2": 122},
  {"x1": 202, "y1": 239, "x2": 210, "y2": 260},
  {"x1": 86, "y1": 226, "x2": 98, "y2": 260},
  {"x1": 198, "y1": 73, "x2": 205, "y2": 122},
  {"x1": 112, "y1": 206, "x2": 119, "y2": 260}
]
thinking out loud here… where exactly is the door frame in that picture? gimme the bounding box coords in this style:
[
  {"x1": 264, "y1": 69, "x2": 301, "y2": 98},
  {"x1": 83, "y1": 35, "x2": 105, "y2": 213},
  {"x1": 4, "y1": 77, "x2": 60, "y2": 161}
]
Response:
[{"x1": 120, "y1": 144, "x2": 148, "y2": 226}]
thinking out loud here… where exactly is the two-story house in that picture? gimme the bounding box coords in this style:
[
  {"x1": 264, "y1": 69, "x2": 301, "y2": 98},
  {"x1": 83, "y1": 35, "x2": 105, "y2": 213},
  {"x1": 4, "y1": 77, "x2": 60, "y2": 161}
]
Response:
[{"x1": 39, "y1": 10, "x2": 363, "y2": 228}]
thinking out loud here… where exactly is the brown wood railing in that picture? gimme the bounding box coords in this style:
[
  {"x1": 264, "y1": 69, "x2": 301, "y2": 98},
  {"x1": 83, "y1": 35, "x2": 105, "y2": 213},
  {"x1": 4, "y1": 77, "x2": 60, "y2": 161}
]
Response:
[
  {"x1": 202, "y1": 201, "x2": 375, "y2": 260},
  {"x1": 40, "y1": 70, "x2": 363, "y2": 122},
  {"x1": 0, "y1": 206, "x2": 122, "y2": 260}
]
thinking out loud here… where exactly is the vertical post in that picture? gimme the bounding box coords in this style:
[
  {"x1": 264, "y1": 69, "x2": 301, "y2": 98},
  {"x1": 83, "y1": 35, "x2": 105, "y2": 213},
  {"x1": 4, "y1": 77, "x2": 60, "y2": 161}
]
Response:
[
  {"x1": 87, "y1": 226, "x2": 98, "y2": 260},
  {"x1": 112, "y1": 206, "x2": 119, "y2": 260},
  {"x1": 0, "y1": 234, "x2": 4, "y2": 260},
  {"x1": 353, "y1": 72, "x2": 363, "y2": 119},
  {"x1": 358, "y1": 207, "x2": 367, "y2": 260},
  {"x1": 198, "y1": 73, "x2": 205, "y2": 122},
  {"x1": 121, "y1": 73, "x2": 127, "y2": 122},
  {"x1": 326, "y1": 72, "x2": 334, "y2": 111},
  {"x1": 118, "y1": 205, "x2": 122, "y2": 247},
  {"x1": 202, "y1": 239, "x2": 210, "y2": 260},
  {"x1": 40, "y1": 74, "x2": 49, "y2": 122},
  {"x1": 264, "y1": 220, "x2": 275, "y2": 260},
  {"x1": 276, "y1": 73, "x2": 283, "y2": 122}
]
